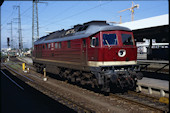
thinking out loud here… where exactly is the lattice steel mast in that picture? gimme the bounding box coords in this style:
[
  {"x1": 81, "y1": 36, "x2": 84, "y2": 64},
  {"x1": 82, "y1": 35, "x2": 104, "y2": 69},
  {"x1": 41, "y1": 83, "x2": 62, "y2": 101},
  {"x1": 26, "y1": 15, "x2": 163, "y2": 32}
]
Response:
[
  {"x1": 14, "y1": 5, "x2": 23, "y2": 55},
  {"x1": 32, "y1": 0, "x2": 39, "y2": 50}
]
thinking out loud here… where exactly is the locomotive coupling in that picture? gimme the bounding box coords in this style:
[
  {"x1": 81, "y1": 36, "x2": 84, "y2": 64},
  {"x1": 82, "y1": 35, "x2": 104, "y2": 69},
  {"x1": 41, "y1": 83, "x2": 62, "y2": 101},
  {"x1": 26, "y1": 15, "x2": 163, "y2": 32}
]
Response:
[
  {"x1": 128, "y1": 70, "x2": 143, "y2": 80},
  {"x1": 136, "y1": 72, "x2": 143, "y2": 80},
  {"x1": 101, "y1": 70, "x2": 118, "y2": 84}
]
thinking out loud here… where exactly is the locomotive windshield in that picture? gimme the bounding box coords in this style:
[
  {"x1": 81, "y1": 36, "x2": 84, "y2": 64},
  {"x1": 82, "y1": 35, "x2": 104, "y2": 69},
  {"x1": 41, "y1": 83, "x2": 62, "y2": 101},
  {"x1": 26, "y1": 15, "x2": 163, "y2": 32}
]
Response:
[
  {"x1": 103, "y1": 34, "x2": 118, "y2": 46},
  {"x1": 121, "y1": 34, "x2": 134, "y2": 45}
]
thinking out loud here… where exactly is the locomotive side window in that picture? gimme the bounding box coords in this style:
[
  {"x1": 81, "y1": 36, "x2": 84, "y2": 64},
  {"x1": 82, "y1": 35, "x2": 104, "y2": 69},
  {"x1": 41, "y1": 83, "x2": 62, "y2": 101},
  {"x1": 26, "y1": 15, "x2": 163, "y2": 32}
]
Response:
[
  {"x1": 51, "y1": 43, "x2": 54, "y2": 47},
  {"x1": 90, "y1": 37, "x2": 99, "y2": 47},
  {"x1": 43, "y1": 45, "x2": 45, "y2": 49},
  {"x1": 46, "y1": 44, "x2": 48, "y2": 49},
  {"x1": 83, "y1": 39, "x2": 86, "y2": 47},
  {"x1": 121, "y1": 34, "x2": 134, "y2": 45},
  {"x1": 48, "y1": 44, "x2": 51, "y2": 49},
  {"x1": 59, "y1": 42, "x2": 62, "y2": 48},
  {"x1": 55, "y1": 42, "x2": 58, "y2": 48},
  {"x1": 103, "y1": 34, "x2": 117, "y2": 46},
  {"x1": 67, "y1": 40, "x2": 71, "y2": 48}
]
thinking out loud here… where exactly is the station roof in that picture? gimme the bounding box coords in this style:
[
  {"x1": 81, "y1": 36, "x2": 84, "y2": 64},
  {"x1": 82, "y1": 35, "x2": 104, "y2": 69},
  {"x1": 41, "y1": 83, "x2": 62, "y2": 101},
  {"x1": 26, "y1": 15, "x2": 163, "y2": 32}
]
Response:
[{"x1": 118, "y1": 14, "x2": 169, "y2": 30}]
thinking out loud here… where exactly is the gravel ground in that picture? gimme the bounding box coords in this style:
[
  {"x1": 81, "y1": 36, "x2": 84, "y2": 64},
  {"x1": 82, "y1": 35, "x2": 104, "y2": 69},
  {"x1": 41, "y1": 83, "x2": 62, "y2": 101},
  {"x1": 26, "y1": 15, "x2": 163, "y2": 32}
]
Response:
[{"x1": 4, "y1": 60, "x2": 163, "y2": 113}]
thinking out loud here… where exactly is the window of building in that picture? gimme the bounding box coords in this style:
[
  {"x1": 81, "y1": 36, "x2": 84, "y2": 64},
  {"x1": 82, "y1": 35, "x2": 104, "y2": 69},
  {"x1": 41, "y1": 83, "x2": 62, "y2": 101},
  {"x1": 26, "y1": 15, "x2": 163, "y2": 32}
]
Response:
[
  {"x1": 55, "y1": 42, "x2": 58, "y2": 48},
  {"x1": 67, "y1": 40, "x2": 71, "y2": 48}
]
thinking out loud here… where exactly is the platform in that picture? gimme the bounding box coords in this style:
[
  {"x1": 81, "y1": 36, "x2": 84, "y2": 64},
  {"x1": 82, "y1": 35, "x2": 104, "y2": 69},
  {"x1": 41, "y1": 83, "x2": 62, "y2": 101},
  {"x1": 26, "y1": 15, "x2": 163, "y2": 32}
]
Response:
[
  {"x1": 137, "y1": 53, "x2": 147, "y2": 60},
  {"x1": 137, "y1": 60, "x2": 169, "y2": 64},
  {"x1": 137, "y1": 59, "x2": 169, "y2": 74},
  {"x1": 137, "y1": 77, "x2": 169, "y2": 97},
  {"x1": 138, "y1": 77, "x2": 169, "y2": 91}
]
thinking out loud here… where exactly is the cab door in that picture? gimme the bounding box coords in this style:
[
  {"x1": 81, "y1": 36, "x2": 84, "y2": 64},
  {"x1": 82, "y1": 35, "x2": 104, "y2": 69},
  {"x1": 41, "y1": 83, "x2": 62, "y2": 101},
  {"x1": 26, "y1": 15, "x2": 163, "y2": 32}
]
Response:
[{"x1": 88, "y1": 33, "x2": 100, "y2": 62}]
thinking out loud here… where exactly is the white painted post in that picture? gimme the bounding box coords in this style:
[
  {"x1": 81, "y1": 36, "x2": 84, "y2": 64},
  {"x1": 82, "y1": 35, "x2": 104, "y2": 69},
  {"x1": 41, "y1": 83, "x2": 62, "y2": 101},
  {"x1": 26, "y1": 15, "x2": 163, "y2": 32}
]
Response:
[
  {"x1": 43, "y1": 68, "x2": 47, "y2": 81},
  {"x1": 27, "y1": 68, "x2": 29, "y2": 73},
  {"x1": 160, "y1": 89, "x2": 165, "y2": 97},
  {"x1": 138, "y1": 85, "x2": 142, "y2": 91},
  {"x1": 148, "y1": 87, "x2": 152, "y2": 94}
]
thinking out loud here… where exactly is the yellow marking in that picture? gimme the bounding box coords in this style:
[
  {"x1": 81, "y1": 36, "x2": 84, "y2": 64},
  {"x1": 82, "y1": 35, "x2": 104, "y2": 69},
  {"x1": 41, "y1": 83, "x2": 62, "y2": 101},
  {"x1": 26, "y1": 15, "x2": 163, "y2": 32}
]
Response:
[
  {"x1": 22, "y1": 63, "x2": 25, "y2": 71},
  {"x1": 159, "y1": 97, "x2": 169, "y2": 104}
]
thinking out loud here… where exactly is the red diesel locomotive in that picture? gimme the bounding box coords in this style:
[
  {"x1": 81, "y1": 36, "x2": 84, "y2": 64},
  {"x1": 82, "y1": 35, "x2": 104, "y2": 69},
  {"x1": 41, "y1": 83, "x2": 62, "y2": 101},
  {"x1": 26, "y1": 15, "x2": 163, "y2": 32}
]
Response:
[{"x1": 32, "y1": 21, "x2": 143, "y2": 92}]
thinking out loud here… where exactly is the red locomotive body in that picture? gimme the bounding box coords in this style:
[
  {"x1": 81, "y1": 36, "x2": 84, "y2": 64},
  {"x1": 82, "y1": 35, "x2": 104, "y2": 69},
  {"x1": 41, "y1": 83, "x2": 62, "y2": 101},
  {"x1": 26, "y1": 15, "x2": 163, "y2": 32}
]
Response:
[{"x1": 33, "y1": 21, "x2": 142, "y2": 92}]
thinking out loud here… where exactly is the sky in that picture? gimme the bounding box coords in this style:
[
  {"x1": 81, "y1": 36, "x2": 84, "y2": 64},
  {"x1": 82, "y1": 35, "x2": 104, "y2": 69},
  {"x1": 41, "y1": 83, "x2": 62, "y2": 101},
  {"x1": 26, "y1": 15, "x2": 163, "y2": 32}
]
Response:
[{"x1": 1, "y1": 0, "x2": 169, "y2": 49}]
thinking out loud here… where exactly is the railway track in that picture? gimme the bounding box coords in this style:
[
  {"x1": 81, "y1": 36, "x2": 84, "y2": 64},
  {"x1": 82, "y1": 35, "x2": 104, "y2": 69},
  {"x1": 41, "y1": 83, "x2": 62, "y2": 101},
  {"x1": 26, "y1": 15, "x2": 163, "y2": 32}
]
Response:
[
  {"x1": 110, "y1": 91, "x2": 169, "y2": 113},
  {"x1": 1, "y1": 63, "x2": 95, "y2": 113},
  {"x1": 2, "y1": 58, "x2": 169, "y2": 113},
  {"x1": 9, "y1": 57, "x2": 36, "y2": 72}
]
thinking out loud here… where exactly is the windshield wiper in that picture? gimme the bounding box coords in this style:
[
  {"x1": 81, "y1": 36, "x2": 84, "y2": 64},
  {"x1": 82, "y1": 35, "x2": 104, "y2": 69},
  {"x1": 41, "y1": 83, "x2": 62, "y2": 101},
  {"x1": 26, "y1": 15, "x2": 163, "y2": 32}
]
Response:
[
  {"x1": 105, "y1": 40, "x2": 110, "y2": 48},
  {"x1": 105, "y1": 40, "x2": 113, "y2": 49}
]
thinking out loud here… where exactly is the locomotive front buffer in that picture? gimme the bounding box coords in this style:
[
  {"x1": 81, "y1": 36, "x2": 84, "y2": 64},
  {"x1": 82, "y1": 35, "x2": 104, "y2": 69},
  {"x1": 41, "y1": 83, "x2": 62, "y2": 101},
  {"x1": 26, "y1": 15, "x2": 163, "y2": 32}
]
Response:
[{"x1": 91, "y1": 65, "x2": 143, "y2": 92}]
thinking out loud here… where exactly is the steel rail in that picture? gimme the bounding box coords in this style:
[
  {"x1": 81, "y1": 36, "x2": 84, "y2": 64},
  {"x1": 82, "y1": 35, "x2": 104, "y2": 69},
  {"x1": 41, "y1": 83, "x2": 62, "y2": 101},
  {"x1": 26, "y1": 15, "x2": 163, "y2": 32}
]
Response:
[
  {"x1": 3, "y1": 58, "x2": 169, "y2": 113},
  {"x1": 2, "y1": 63, "x2": 95, "y2": 113},
  {"x1": 110, "y1": 92, "x2": 169, "y2": 113},
  {"x1": 128, "y1": 90, "x2": 166, "y2": 103}
]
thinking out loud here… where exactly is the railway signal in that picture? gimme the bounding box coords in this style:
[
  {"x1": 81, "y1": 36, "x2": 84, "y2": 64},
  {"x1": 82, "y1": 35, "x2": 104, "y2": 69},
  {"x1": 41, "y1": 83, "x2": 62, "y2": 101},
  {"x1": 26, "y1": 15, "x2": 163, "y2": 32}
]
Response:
[
  {"x1": 118, "y1": 1, "x2": 139, "y2": 21},
  {"x1": 7, "y1": 37, "x2": 10, "y2": 47}
]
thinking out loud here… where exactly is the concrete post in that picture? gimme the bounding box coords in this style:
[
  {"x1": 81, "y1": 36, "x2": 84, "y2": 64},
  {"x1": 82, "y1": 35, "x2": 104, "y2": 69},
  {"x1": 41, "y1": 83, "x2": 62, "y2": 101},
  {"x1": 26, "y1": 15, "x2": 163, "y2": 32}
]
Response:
[
  {"x1": 27, "y1": 68, "x2": 29, "y2": 73},
  {"x1": 148, "y1": 87, "x2": 152, "y2": 94},
  {"x1": 160, "y1": 89, "x2": 165, "y2": 97},
  {"x1": 43, "y1": 68, "x2": 47, "y2": 81},
  {"x1": 138, "y1": 85, "x2": 142, "y2": 91}
]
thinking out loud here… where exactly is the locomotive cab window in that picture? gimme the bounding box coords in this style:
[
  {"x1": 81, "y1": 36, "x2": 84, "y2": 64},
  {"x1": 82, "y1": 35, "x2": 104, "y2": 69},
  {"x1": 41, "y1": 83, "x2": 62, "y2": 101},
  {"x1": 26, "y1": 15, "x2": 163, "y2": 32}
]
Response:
[
  {"x1": 90, "y1": 37, "x2": 99, "y2": 47},
  {"x1": 121, "y1": 34, "x2": 134, "y2": 45},
  {"x1": 103, "y1": 34, "x2": 117, "y2": 46}
]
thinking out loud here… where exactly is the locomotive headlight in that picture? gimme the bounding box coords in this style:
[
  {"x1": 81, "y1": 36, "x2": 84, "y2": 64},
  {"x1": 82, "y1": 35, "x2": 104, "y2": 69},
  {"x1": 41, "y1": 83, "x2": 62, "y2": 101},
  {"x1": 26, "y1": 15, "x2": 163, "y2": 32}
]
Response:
[{"x1": 118, "y1": 49, "x2": 126, "y2": 57}]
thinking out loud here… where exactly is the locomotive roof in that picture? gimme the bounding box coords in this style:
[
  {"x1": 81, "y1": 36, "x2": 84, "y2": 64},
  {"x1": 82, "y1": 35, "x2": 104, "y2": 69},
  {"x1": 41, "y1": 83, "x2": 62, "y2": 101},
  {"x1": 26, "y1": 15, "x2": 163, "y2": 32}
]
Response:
[{"x1": 34, "y1": 21, "x2": 131, "y2": 45}]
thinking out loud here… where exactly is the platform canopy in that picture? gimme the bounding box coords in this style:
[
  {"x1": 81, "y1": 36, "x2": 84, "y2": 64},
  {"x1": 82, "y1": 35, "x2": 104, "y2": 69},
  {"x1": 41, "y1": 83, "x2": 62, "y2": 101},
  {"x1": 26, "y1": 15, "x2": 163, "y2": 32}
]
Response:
[
  {"x1": 118, "y1": 14, "x2": 169, "y2": 30},
  {"x1": 118, "y1": 14, "x2": 169, "y2": 43}
]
